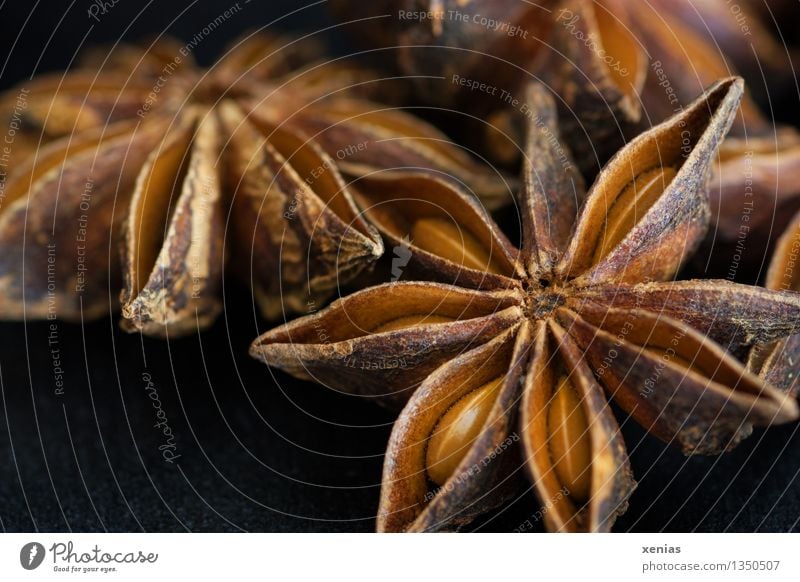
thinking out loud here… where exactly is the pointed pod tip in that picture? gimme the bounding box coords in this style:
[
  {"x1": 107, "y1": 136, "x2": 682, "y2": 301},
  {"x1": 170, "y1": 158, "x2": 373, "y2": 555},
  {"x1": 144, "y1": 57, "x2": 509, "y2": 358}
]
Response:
[
  {"x1": 249, "y1": 334, "x2": 274, "y2": 359},
  {"x1": 708, "y1": 76, "x2": 745, "y2": 106},
  {"x1": 715, "y1": 76, "x2": 744, "y2": 89},
  {"x1": 249, "y1": 321, "x2": 297, "y2": 360}
]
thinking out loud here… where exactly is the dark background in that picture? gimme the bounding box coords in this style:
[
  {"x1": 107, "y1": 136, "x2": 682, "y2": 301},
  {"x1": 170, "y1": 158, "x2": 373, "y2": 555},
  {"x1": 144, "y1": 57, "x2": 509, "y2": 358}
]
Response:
[{"x1": 1, "y1": 0, "x2": 800, "y2": 533}]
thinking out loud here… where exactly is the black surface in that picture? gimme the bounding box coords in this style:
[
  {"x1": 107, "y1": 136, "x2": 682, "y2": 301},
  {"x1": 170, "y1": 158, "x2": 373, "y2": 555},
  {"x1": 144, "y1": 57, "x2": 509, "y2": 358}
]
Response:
[
  {"x1": 1, "y1": 1, "x2": 800, "y2": 533},
  {"x1": 2, "y1": 291, "x2": 800, "y2": 533}
]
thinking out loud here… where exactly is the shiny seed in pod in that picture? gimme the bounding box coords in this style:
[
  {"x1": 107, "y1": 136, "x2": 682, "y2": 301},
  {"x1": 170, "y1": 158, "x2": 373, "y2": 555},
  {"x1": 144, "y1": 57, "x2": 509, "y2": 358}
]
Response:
[
  {"x1": 411, "y1": 217, "x2": 502, "y2": 274},
  {"x1": 594, "y1": 166, "x2": 678, "y2": 264},
  {"x1": 548, "y1": 376, "x2": 592, "y2": 503},
  {"x1": 373, "y1": 314, "x2": 455, "y2": 334},
  {"x1": 425, "y1": 376, "x2": 505, "y2": 486}
]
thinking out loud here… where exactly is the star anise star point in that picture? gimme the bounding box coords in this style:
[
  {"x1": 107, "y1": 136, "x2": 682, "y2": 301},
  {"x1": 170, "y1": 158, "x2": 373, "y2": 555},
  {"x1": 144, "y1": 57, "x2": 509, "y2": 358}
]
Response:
[
  {"x1": 252, "y1": 77, "x2": 800, "y2": 532},
  {"x1": 0, "y1": 34, "x2": 511, "y2": 336}
]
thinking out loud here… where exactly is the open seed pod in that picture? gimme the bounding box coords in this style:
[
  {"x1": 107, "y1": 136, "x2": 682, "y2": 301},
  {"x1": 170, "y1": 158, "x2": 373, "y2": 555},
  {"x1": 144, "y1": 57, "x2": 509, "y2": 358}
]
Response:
[
  {"x1": 0, "y1": 118, "x2": 166, "y2": 320},
  {"x1": 250, "y1": 282, "x2": 523, "y2": 409},
  {"x1": 624, "y1": 0, "x2": 800, "y2": 273},
  {"x1": 351, "y1": 171, "x2": 521, "y2": 289},
  {"x1": 556, "y1": 75, "x2": 738, "y2": 285},
  {"x1": 0, "y1": 33, "x2": 513, "y2": 335},
  {"x1": 561, "y1": 305, "x2": 796, "y2": 452},
  {"x1": 221, "y1": 101, "x2": 383, "y2": 320},
  {"x1": 520, "y1": 320, "x2": 633, "y2": 532},
  {"x1": 378, "y1": 326, "x2": 528, "y2": 532},
  {"x1": 120, "y1": 109, "x2": 227, "y2": 335},
  {"x1": 544, "y1": 0, "x2": 648, "y2": 171},
  {"x1": 254, "y1": 78, "x2": 800, "y2": 531},
  {"x1": 251, "y1": 96, "x2": 516, "y2": 210}
]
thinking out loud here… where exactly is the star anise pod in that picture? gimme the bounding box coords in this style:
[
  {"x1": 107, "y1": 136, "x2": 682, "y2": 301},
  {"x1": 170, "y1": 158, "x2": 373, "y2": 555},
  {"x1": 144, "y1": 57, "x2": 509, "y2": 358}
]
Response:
[
  {"x1": 330, "y1": 0, "x2": 555, "y2": 115},
  {"x1": 0, "y1": 34, "x2": 509, "y2": 335},
  {"x1": 533, "y1": 0, "x2": 797, "y2": 171},
  {"x1": 531, "y1": 0, "x2": 800, "y2": 280},
  {"x1": 333, "y1": 0, "x2": 800, "y2": 271},
  {"x1": 251, "y1": 78, "x2": 800, "y2": 532}
]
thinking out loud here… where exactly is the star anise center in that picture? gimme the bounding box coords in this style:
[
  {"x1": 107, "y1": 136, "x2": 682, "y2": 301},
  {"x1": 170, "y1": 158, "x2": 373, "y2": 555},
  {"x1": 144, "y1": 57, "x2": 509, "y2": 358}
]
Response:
[
  {"x1": 188, "y1": 72, "x2": 255, "y2": 106},
  {"x1": 526, "y1": 286, "x2": 567, "y2": 320}
]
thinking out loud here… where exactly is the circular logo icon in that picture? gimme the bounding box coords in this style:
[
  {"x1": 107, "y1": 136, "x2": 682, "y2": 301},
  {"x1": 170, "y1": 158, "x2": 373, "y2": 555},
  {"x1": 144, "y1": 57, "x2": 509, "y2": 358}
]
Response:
[{"x1": 20, "y1": 542, "x2": 45, "y2": 570}]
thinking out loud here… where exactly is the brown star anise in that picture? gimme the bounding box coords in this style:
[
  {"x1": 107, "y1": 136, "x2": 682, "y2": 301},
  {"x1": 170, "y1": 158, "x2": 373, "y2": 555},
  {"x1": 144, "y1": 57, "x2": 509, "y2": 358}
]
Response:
[
  {"x1": 251, "y1": 78, "x2": 800, "y2": 532},
  {"x1": 0, "y1": 34, "x2": 509, "y2": 335},
  {"x1": 333, "y1": 0, "x2": 800, "y2": 272}
]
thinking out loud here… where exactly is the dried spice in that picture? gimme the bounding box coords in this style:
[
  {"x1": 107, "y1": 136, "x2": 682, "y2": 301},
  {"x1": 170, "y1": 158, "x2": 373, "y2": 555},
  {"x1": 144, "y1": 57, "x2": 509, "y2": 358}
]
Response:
[
  {"x1": 644, "y1": 0, "x2": 795, "y2": 106},
  {"x1": 251, "y1": 79, "x2": 800, "y2": 532},
  {"x1": 0, "y1": 34, "x2": 508, "y2": 335},
  {"x1": 330, "y1": 0, "x2": 554, "y2": 115},
  {"x1": 334, "y1": 0, "x2": 800, "y2": 265},
  {"x1": 700, "y1": 130, "x2": 800, "y2": 281},
  {"x1": 618, "y1": 0, "x2": 800, "y2": 272},
  {"x1": 532, "y1": 0, "x2": 797, "y2": 175},
  {"x1": 540, "y1": 0, "x2": 647, "y2": 168}
]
